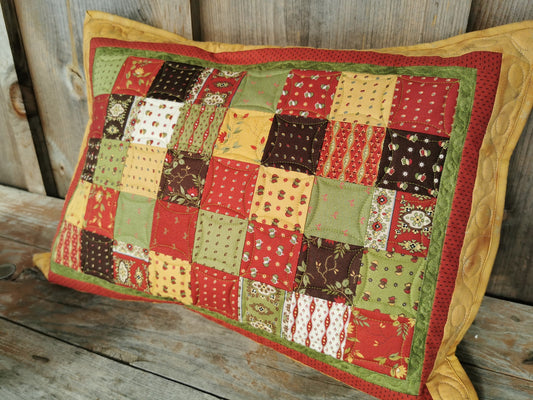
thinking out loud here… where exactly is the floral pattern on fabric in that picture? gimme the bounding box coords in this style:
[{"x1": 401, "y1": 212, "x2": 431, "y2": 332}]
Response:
[
  {"x1": 80, "y1": 229, "x2": 114, "y2": 282},
  {"x1": 249, "y1": 166, "x2": 314, "y2": 232},
  {"x1": 241, "y1": 278, "x2": 287, "y2": 335},
  {"x1": 330, "y1": 73, "x2": 396, "y2": 126},
  {"x1": 148, "y1": 252, "x2": 193, "y2": 304},
  {"x1": 112, "y1": 56, "x2": 164, "y2": 96},
  {"x1": 276, "y1": 69, "x2": 340, "y2": 118},
  {"x1": 150, "y1": 201, "x2": 198, "y2": 261},
  {"x1": 113, "y1": 240, "x2": 149, "y2": 262},
  {"x1": 240, "y1": 222, "x2": 302, "y2": 291},
  {"x1": 389, "y1": 75, "x2": 459, "y2": 137},
  {"x1": 64, "y1": 180, "x2": 92, "y2": 228},
  {"x1": 231, "y1": 69, "x2": 289, "y2": 112},
  {"x1": 305, "y1": 177, "x2": 373, "y2": 246},
  {"x1": 213, "y1": 110, "x2": 272, "y2": 164},
  {"x1": 93, "y1": 139, "x2": 129, "y2": 190},
  {"x1": 284, "y1": 292, "x2": 351, "y2": 359},
  {"x1": 377, "y1": 129, "x2": 449, "y2": 197},
  {"x1": 201, "y1": 157, "x2": 259, "y2": 219},
  {"x1": 90, "y1": 94, "x2": 109, "y2": 139},
  {"x1": 355, "y1": 248, "x2": 425, "y2": 318},
  {"x1": 192, "y1": 210, "x2": 247, "y2": 275},
  {"x1": 343, "y1": 308, "x2": 415, "y2": 379},
  {"x1": 261, "y1": 115, "x2": 328, "y2": 175},
  {"x1": 114, "y1": 193, "x2": 156, "y2": 250},
  {"x1": 146, "y1": 61, "x2": 204, "y2": 102},
  {"x1": 120, "y1": 144, "x2": 166, "y2": 199},
  {"x1": 102, "y1": 94, "x2": 134, "y2": 140},
  {"x1": 54, "y1": 221, "x2": 81, "y2": 272},
  {"x1": 387, "y1": 192, "x2": 436, "y2": 257},
  {"x1": 316, "y1": 122, "x2": 386, "y2": 186},
  {"x1": 192, "y1": 69, "x2": 245, "y2": 107},
  {"x1": 192, "y1": 263, "x2": 240, "y2": 320},
  {"x1": 84, "y1": 184, "x2": 119, "y2": 238},
  {"x1": 365, "y1": 188, "x2": 397, "y2": 251},
  {"x1": 81, "y1": 138, "x2": 101, "y2": 183},
  {"x1": 158, "y1": 150, "x2": 209, "y2": 207},
  {"x1": 295, "y1": 236, "x2": 363, "y2": 305},
  {"x1": 113, "y1": 252, "x2": 150, "y2": 293}
]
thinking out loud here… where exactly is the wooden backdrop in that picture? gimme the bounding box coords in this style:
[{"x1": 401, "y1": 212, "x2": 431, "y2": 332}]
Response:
[{"x1": 0, "y1": 0, "x2": 531, "y2": 304}]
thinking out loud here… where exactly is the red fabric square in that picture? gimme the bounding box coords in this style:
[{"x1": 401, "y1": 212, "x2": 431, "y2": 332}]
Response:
[
  {"x1": 388, "y1": 76, "x2": 459, "y2": 137},
  {"x1": 240, "y1": 222, "x2": 302, "y2": 291},
  {"x1": 150, "y1": 201, "x2": 198, "y2": 261},
  {"x1": 113, "y1": 252, "x2": 150, "y2": 293},
  {"x1": 112, "y1": 56, "x2": 164, "y2": 96},
  {"x1": 193, "y1": 69, "x2": 245, "y2": 107},
  {"x1": 54, "y1": 222, "x2": 81, "y2": 272},
  {"x1": 89, "y1": 94, "x2": 109, "y2": 139},
  {"x1": 191, "y1": 264, "x2": 240, "y2": 320},
  {"x1": 84, "y1": 185, "x2": 119, "y2": 238},
  {"x1": 201, "y1": 157, "x2": 259, "y2": 219}
]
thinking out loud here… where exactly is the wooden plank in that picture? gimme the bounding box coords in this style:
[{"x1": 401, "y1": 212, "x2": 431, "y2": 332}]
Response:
[
  {"x1": 12, "y1": 0, "x2": 193, "y2": 197},
  {"x1": 0, "y1": 9, "x2": 45, "y2": 194},
  {"x1": 197, "y1": 0, "x2": 471, "y2": 49},
  {"x1": 463, "y1": 364, "x2": 533, "y2": 400},
  {"x1": 467, "y1": 0, "x2": 533, "y2": 31},
  {"x1": 0, "y1": 318, "x2": 220, "y2": 400},
  {"x1": 0, "y1": 278, "x2": 377, "y2": 400},
  {"x1": 0, "y1": 237, "x2": 42, "y2": 278}
]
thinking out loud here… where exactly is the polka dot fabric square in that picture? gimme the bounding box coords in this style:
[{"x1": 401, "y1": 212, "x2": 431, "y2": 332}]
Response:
[
  {"x1": 148, "y1": 252, "x2": 193, "y2": 304},
  {"x1": 120, "y1": 144, "x2": 166, "y2": 199},
  {"x1": 92, "y1": 139, "x2": 129, "y2": 190},
  {"x1": 146, "y1": 61, "x2": 204, "y2": 102},
  {"x1": 80, "y1": 230, "x2": 114, "y2": 282},
  {"x1": 231, "y1": 69, "x2": 289, "y2": 113}
]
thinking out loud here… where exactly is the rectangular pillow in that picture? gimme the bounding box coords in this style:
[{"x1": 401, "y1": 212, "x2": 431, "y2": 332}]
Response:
[{"x1": 38, "y1": 11, "x2": 533, "y2": 399}]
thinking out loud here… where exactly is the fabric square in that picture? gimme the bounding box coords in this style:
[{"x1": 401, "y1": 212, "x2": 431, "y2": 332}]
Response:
[
  {"x1": 84, "y1": 184, "x2": 119, "y2": 238},
  {"x1": 80, "y1": 138, "x2": 101, "y2": 183},
  {"x1": 102, "y1": 94, "x2": 135, "y2": 139},
  {"x1": 89, "y1": 94, "x2": 109, "y2": 139},
  {"x1": 389, "y1": 75, "x2": 460, "y2": 137},
  {"x1": 276, "y1": 69, "x2": 340, "y2": 118},
  {"x1": 377, "y1": 129, "x2": 449, "y2": 197},
  {"x1": 120, "y1": 144, "x2": 166, "y2": 199},
  {"x1": 230, "y1": 69, "x2": 289, "y2": 112},
  {"x1": 294, "y1": 236, "x2": 363, "y2": 305},
  {"x1": 92, "y1": 139, "x2": 129, "y2": 190},
  {"x1": 365, "y1": 188, "x2": 397, "y2": 251},
  {"x1": 192, "y1": 210, "x2": 247, "y2": 275},
  {"x1": 146, "y1": 61, "x2": 204, "y2": 102},
  {"x1": 261, "y1": 114, "x2": 328, "y2": 174},
  {"x1": 80, "y1": 229, "x2": 114, "y2": 282},
  {"x1": 191, "y1": 263, "x2": 240, "y2": 320},
  {"x1": 112, "y1": 56, "x2": 164, "y2": 96},
  {"x1": 305, "y1": 177, "x2": 373, "y2": 246},
  {"x1": 148, "y1": 252, "x2": 193, "y2": 304},
  {"x1": 343, "y1": 308, "x2": 415, "y2": 379},
  {"x1": 387, "y1": 192, "x2": 437, "y2": 257},
  {"x1": 284, "y1": 292, "x2": 351, "y2": 359},
  {"x1": 114, "y1": 193, "x2": 156, "y2": 249},
  {"x1": 241, "y1": 278, "x2": 287, "y2": 336},
  {"x1": 170, "y1": 104, "x2": 226, "y2": 156},
  {"x1": 213, "y1": 109, "x2": 272, "y2": 164},
  {"x1": 113, "y1": 240, "x2": 150, "y2": 262},
  {"x1": 192, "y1": 69, "x2": 245, "y2": 107},
  {"x1": 201, "y1": 157, "x2": 259, "y2": 219},
  {"x1": 64, "y1": 180, "x2": 92, "y2": 228},
  {"x1": 249, "y1": 166, "x2": 314, "y2": 232},
  {"x1": 240, "y1": 222, "x2": 302, "y2": 291},
  {"x1": 91, "y1": 51, "x2": 129, "y2": 96},
  {"x1": 330, "y1": 73, "x2": 397, "y2": 126},
  {"x1": 53, "y1": 221, "x2": 81, "y2": 272},
  {"x1": 157, "y1": 150, "x2": 209, "y2": 207},
  {"x1": 316, "y1": 122, "x2": 386, "y2": 186},
  {"x1": 355, "y1": 248, "x2": 425, "y2": 318},
  {"x1": 113, "y1": 252, "x2": 150, "y2": 293},
  {"x1": 150, "y1": 201, "x2": 198, "y2": 261}
]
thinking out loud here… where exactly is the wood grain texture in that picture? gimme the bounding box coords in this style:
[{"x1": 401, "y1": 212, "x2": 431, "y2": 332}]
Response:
[
  {"x1": 467, "y1": 0, "x2": 533, "y2": 31},
  {"x1": 197, "y1": 0, "x2": 471, "y2": 49},
  {"x1": 13, "y1": 0, "x2": 193, "y2": 197}
]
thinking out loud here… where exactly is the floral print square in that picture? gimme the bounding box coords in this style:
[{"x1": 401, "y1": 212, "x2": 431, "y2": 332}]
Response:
[
  {"x1": 54, "y1": 221, "x2": 81, "y2": 272},
  {"x1": 249, "y1": 166, "x2": 314, "y2": 232},
  {"x1": 261, "y1": 114, "x2": 328, "y2": 175},
  {"x1": 80, "y1": 229, "x2": 114, "y2": 282},
  {"x1": 84, "y1": 184, "x2": 119, "y2": 238},
  {"x1": 240, "y1": 222, "x2": 302, "y2": 291},
  {"x1": 365, "y1": 188, "x2": 397, "y2": 251},
  {"x1": 305, "y1": 177, "x2": 373, "y2": 246},
  {"x1": 93, "y1": 139, "x2": 129, "y2": 190},
  {"x1": 201, "y1": 157, "x2": 259, "y2": 219},
  {"x1": 112, "y1": 56, "x2": 164, "y2": 96},
  {"x1": 388, "y1": 75, "x2": 459, "y2": 137},
  {"x1": 113, "y1": 252, "x2": 150, "y2": 293},
  {"x1": 157, "y1": 150, "x2": 209, "y2": 207},
  {"x1": 148, "y1": 252, "x2": 193, "y2": 304},
  {"x1": 294, "y1": 236, "x2": 363, "y2": 305},
  {"x1": 114, "y1": 193, "x2": 156, "y2": 250},
  {"x1": 146, "y1": 61, "x2": 204, "y2": 102},
  {"x1": 316, "y1": 122, "x2": 386, "y2": 186},
  {"x1": 276, "y1": 69, "x2": 340, "y2": 118},
  {"x1": 150, "y1": 201, "x2": 198, "y2": 261},
  {"x1": 377, "y1": 129, "x2": 448, "y2": 197},
  {"x1": 192, "y1": 69, "x2": 245, "y2": 107},
  {"x1": 102, "y1": 94, "x2": 135, "y2": 140},
  {"x1": 231, "y1": 69, "x2": 289, "y2": 113},
  {"x1": 80, "y1": 138, "x2": 101, "y2": 183},
  {"x1": 113, "y1": 240, "x2": 150, "y2": 262},
  {"x1": 120, "y1": 144, "x2": 166, "y2": 199},
  {"x1": 343, "y1": 308, "x2": 415, "y2": 379}
]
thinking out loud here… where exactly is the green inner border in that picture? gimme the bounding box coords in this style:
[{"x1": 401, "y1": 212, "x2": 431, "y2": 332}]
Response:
[{"x1": 51, "y1": 45, "x2": 477, "y2": 395}]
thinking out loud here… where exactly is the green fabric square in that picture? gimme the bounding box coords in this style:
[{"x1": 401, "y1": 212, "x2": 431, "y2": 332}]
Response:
[
  {"x1": 93, "y1": 139, "x2": 129, "y2": 190},
  {"x1": 114, "y1": 193, "x2": 155, "y2": 249},
  {"x1": 92, "y1": 49, "x2": 129, "y2": 96},
  {"x1": 354, "y1": 248, "x2": 425, "y2": 319},
  {"x1": 193, "y1": 210, "x2": 247, "y2": 275},
  {"x1": 230, "y1": 69, "x2": 289, "y2": 113},
  {"x1": 305, "y1": 177, "x2": 373, "y2": 246}
]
